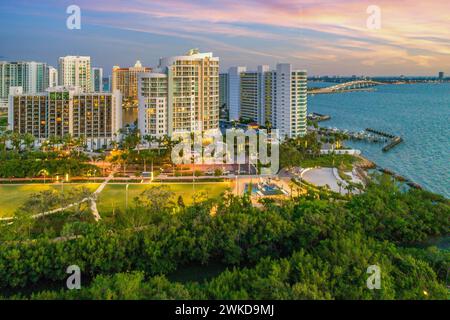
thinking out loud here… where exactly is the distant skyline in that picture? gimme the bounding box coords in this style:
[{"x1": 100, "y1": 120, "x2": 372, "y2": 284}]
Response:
[{"x1": 1, "y1": 0, "x2": 449, "y2": 76}]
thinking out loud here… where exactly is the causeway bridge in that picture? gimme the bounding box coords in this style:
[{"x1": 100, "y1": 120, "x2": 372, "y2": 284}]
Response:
[{"x1": 309, "y1": 80, "x2": 385, "y2": 94}]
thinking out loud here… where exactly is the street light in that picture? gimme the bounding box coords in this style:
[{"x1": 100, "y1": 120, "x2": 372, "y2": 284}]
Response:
[{"x1": 125, "y1": 184, "x2": 130, "y2": 209}]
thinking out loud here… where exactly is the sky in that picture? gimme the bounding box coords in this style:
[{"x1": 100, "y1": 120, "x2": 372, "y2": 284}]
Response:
[{"x1": 0, "y1": 0, "x2": 449, "y2": 76}]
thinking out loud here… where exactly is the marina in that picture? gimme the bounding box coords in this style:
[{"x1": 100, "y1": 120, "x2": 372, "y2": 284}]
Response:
[{"x1": 309, "y1": 82, "x2": 450, "y2": 198}]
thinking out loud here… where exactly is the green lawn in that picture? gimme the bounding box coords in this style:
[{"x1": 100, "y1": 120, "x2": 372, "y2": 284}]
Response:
[
  {"x1": 97, "y1": 182, "x2": 231, "y2": 214},
  {"x1": 300, "y1": 154, "x2": 357, "y2": 171},
  {"x1": 0, "y1": 182, "x2": 232, "y2": 218},
  {"x1": 0, "y1": 183, "x2": 100, "y2": 218}
]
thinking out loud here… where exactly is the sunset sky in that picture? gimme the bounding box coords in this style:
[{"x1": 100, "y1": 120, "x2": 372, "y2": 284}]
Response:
[{"x1": 1, "y1": 0, "x2": 449, "y2": 76}]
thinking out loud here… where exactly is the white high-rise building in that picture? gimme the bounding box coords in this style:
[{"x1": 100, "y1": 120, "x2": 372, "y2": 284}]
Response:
[
  {"x1": 272, "y1": 63, "x2": 307, "y2": 139},
  {"x1": 227, "y1": 66, "x2": 246, "y2": 121},
  {"x1": 239, "y1": 65, "x2": 270, "y2": 125},
  {"x1": 226, "y1": 63, "x2": 307, "y2": 139},
  {"x1": 138, "y1": 49, "x2": 220, "y2": 139},
  {"x1": 46, "y1": 66, "x2": 58, "y2": 88},
  {"x1": 58, "y1": 56, "x2": 91, "y2": 92},
  {"x1": 0, "y1": 61, "x2": 48, "y2": 108}
]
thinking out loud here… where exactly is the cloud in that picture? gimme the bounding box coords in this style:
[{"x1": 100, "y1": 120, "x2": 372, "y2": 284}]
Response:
[{"x1": 5, "y1": 0, "x2": 450, "y2": 74}]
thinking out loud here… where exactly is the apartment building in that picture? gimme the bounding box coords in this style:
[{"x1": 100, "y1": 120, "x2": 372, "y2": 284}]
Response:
[
  {"x1": 0, "y1": 61, "x2": 48, "y2": 108},
  {"x1": 92, "y1": 67, "x2": 103, "y2": 93},
  {"x1": 8, "y1": 86, "x2": 122, "y2": 150},
  {"x1": 58, "y1": 56, "x2": 91, "y2": 93},
  {"x1": 138, "y1": 49, "x2": 220, "y2": 139},
  {"x1": 226, "y1": 63, "x2": 307, "y2": 138}
]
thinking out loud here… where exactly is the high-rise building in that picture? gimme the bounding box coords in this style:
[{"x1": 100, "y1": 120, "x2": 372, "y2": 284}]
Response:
[
  {"x1": 272, "y1": 64, "x2": 307, "y2": 139},
  {"x1": 227, "y1": 66, "x2": 246, "y2": 121},
  {"x1": 8, "y1": 86, "x2": 122, "y2": 150},
  {"x1": 112, "y1": 61, "x2": 151, "y2": 126},
  {"x1": 138, "y1": 73, "x2": 168, "y2": 138},
  {"x1": 58, "y1": 56, "x2": 91, "y2": 92},
  {"x1": 92, "y1": 67, "x2": 103, "y2": 92},
  {"x1": 438, "y1": 72, "x2": 444, "y2": 80},
  {"x1": 0, "y1": 61, "x2": 48, "y2": 108},
  {"x1": 219, "y1": 73, "x2": 229, "y2": 120},
  {"x1": 46, "y1": 66, "x2": 58, "y2": 88},
  {"x1": 239, "y1": 65, "x2": 269, "y2": 125},
  {"x1": 102, "y1": 77, "x2": 110, "y2": 92},
  {"x1": 112, "y1": 61, "x2": 151, "y2": 107},
  {"x1": 226, "y1": 63, "x2": 307, "y2": 138},
  {"x1": 138, "y1": 49, "x2": 220, "y2": 138}
]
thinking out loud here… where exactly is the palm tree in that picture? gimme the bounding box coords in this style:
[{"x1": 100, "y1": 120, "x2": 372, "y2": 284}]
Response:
[
  {"x1": 38, "y1": 169, "x2": 50, "y2": 184},
  {"x1": 144, "y1": 134, "x2": 155, "y2": 148},
  {"x1": 62, "y1": 133, "x2": 74, "y2": 152},
  {"x1": 10, "y1": 131, "x2": 22, "y2": 151},
  {"x1": 0, "y1": 130, "x2": 11, "y2": 152},
  {"x1": 22, "y1": 133, "x2": 35, "y2": 151}
]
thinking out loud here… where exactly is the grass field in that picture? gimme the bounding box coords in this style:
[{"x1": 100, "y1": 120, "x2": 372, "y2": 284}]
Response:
[
  {"x1": 0, "y1": 183, "x2": 100, "y2": 218},
  {"x1": 0, "y1": 182, "x2": 232, "y2": 217},
  {"x1": 300, "y1": 154, "x2": 357, "y2": 171},
  {"x1": 96, "y1": 182, "x2": 232, "y2": 214}
]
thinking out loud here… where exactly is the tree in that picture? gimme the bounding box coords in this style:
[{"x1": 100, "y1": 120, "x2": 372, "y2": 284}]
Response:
[
  {"x1": 38, "y1": 169, "x2": 49, "y2": 184},
  {"x1": 135, "y1": 185, "x2": 175, "y2": 211},
  {"x1": 10, "y1": 131, "x2": 22, "y2": 151},
  {"x1": 177, "y1": 195, "x2": 185, "y2": 208}
]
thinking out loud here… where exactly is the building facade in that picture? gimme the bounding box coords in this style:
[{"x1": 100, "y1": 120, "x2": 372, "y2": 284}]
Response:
[
  {"x1": 272, "y1": 64, "x2": 307, "y2": 139},
  {"x1": 92, "y1": 67, "x2": 103, "y2": 92},
  {"x1": 219, "y1": 73, "x2": 229, "y2": 120},
  {"x1": 239, "y1": 65, "x2": 270, "y2": 125},
  {"x1": 58, "y1": 56, "x2": 91, "y2": 93},
  {"x1": 8, "y1": 86, "x2": 122, "y2": 150},
  {"x1": 227, "y1": 66, "x2": 246, "y2": 121},
  {"x1": 0, "y1": 61, "x2": 48, "y2": 108},
  {"x1": 226, "y1": 63, "x2": 307, "y2": 139},
  {"x1": 138, "y1": 49, "x2": 220, "y2": 139},
  {"x1": 46, "y1": 66, "x2": 58, "y2": 88},
  {"x1": 112, "y1": 61, "x2": 151, "y2": 107},
  {"x1": 138, "y1": 73, "x2": 168, "y2": 138}
]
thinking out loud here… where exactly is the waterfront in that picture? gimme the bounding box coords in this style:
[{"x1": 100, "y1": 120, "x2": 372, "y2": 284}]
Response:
[{"x1": 309, "y1": 82, "x2": 450, "y2": 198}]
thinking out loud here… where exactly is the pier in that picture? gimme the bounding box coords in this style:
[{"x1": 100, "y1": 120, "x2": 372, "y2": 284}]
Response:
[
  {"x1": 308, "y1": 112, "x2": 331, "y2": 122},
  {"x1": 365, "y1": 128, "x2": 403, "y2": 152},
  {"x1": 318, "y1": 127, "x2": 388, "y2": 143},
  {"x1": 382, "y1": 136, "x2": 403, "y2": 152}
]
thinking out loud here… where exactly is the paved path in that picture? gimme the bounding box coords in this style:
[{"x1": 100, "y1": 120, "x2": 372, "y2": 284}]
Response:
[{"x1": 301, "y1": 167, "x2": 346, "y2": 194}]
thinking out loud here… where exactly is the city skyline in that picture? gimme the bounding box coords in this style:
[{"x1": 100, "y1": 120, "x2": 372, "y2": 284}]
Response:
[{"x1": 1, "y1": 0, "x2": 449, "y2": 76}]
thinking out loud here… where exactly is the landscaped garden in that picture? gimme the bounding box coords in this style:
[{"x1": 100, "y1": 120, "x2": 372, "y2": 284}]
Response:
[
  {"x1": 96, "y1": 182, "x2": 232, "y2": 214},
  {"x1": 0, "y1": 182, "x2": 232, "y2": 218}
]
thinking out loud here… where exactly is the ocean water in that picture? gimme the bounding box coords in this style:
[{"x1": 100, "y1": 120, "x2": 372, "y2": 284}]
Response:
[{"x1": 308, "y1": 83, "x2": 450, "y2": 198}]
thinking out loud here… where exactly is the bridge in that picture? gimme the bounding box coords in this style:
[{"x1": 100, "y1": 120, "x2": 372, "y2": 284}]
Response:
[{"x1": 309, "y1": 80, "x2": 385, "y2": 94}]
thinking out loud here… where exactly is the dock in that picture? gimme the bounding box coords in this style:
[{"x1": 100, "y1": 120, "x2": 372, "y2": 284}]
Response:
[
  {"x1": 308, "y1": 112, "x2": 331, "y2": 122},
  {"x1": 382, "y1": 136, "x2": 403, "y2": 152},
  {"x1": 365, "y1": 128, "x2": 403, "y2": 152}
]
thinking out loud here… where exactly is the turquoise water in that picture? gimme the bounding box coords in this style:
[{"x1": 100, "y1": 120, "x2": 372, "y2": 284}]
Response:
[{"x1": 308, "y1": 83, "x2": 450, "y2": 198}]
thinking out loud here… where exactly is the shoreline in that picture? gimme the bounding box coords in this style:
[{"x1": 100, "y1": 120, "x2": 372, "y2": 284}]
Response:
[{"x1": 354, "y1": 152, "x2": 425, "y2": 191}]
